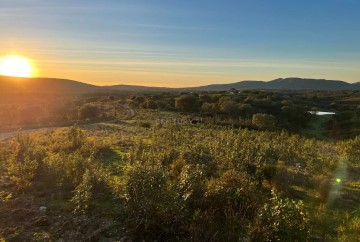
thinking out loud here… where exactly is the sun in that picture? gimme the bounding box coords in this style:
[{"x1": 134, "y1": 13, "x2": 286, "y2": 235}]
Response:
[{"x1": 0, "y1": 56, "x2": 33, "y2": 77}]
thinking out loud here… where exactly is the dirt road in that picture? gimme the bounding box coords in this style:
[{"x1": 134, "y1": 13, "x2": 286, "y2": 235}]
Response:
[
  {"x1": 0, "y1": 127, "x2": 58, "y2": 141},
  {"x1": 0, "y1": 104, "x2": 136, "y2": 142}
]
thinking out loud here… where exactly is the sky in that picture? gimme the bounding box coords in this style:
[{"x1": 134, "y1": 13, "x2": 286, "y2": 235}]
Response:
[{"x1": 0, "y1": 0, "x2": 359, "y2": 87}]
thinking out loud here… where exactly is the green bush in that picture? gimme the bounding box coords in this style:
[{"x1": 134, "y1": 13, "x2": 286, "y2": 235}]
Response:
[
  {"x1": 78, "y1": 104, "x2": 100, "y2": 120},
  {"x1": 188, "y1": 170, "x2": 259, "y2": 241},
  {"x1": 4, "y1": 135, "x2": 44, "y2": 191},
  {"x1": 252, "y1": 113, "x2": 277, "y2": 130},
  {"x1": 0, "y1": 121, "x2": 358, "y2": 241},
  {"x1": 250, "y1": 190, "x2": 310, "y2": 241},
  {"x1": 175, "y1": 94, "x2": 200, "y2": 112},
  {"x1": 122, "y1": 163, "x2": 183, "y2": 240},
  {"x1": 337, "y1": 215, "x2": 360, "y2": 242},
  {"x1": 71, "y1": 169, "x2": 94, "y2": 213}
]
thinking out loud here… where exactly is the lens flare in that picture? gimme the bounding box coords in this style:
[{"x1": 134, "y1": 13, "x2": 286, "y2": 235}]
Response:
[{"x1": 327, "y1": 160, "x2": 347, "y2": 207}]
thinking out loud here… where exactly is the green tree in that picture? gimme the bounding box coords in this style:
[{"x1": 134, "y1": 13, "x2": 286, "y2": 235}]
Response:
[
  {"x1": 144, "y1": 99, "x2": 158, "y2": 109},
  {"x1": 239, "y1": 103, "x2": 254, "y2": 118},
  {"x1": 199, "y1": 94, "x2": 213, "y2": 103},
  {"x1": 175, "y1": 94, "x2": 200, "y2": 112},
  {"x1": 201, "y1": 102, "x2": 217, "y2": 114},
  {"x1": 218, "y1": 97, "x2": 239, "y2": 115},
  {"x1": 78, "y1": 104, "x2": 99, "y2": 120},
  {"x1": 252, "y1": 113, "x2": 277, "y2": 130}
]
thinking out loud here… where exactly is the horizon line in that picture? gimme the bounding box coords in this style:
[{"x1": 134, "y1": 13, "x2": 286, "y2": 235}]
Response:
[{"x1": 0, "y1": 75, "x2": 356, "y2": 89}]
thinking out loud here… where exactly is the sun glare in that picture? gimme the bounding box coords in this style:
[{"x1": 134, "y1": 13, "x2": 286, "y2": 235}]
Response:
[{"x1": 0, "y1": 56, "x2": 33, "y2": 77}]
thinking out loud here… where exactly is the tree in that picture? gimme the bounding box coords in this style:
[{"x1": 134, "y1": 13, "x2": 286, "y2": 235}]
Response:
[
  {"x1": 199, "y1": 94, "x2": 213, "y2": 103},
  {"x1": 201, "y1": 102, "x2": 217, "y2": 114},
  {"x1": 252, "y1": 113, "x2": 277, "y2": 130},
  {"x1": 281, "y1": 105, "x2": 310, "y2": 128},
  {"x1": 239, "y1": 104, "x2": 254, "y2": 118},
  {"x1": 78, "y1": 104, "x2": 99, "y2": 120},
  {"x1": 218, "y1": 97, "x2": 239, "y2": 115},
  {"x1": 133, "y1": 96, "x2": 146, "y2": 107},
  {"x1": 175, "y1": 94, "x2": 200, "y2": 112},
  {"x1": 144, "y1": 99, "x2": 158, "y2": 109}
]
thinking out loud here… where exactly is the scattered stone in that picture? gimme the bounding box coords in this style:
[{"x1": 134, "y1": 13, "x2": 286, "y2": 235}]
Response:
[{"x1": 39, "y1": 206, "x2": 47, "y2": 214}]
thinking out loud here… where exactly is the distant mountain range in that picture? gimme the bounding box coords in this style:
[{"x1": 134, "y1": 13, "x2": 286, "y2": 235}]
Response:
[
  {"x1": 0, "y1": 76, "x2": 359, "y2": 94},
  {"x1": 188, "y1": 78, "x2": 360, "y2": 91}
]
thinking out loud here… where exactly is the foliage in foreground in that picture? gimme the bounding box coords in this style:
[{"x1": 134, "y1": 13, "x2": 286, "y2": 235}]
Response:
[{"x1": 0, "y1": 125, "x2": 359, "y2": 241}]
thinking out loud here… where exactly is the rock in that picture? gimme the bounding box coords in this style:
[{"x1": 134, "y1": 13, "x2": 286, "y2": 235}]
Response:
[{"x1": 39, "y1": 206, "x2": 47, "y2": 214}]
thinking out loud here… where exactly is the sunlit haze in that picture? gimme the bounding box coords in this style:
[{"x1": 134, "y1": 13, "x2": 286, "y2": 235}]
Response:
[{"x1": 0, "y1": 0, "x2": 359, "y2": 86}]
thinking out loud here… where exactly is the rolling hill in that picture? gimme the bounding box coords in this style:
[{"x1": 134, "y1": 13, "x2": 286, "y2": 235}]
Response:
[
  {"x1": 0, "y1": 76, "x2": 98, "y2": 94},
  {"x1": 1, "y1": 76, "x2": 359, "y2": 95},
  {"x1": 188, "y1": 78, "x2": 358, "y2": 91},
  {"x1": 104, "y1": 78, "x2": 359, "y2": 92},
  {"x1": 104, "y1": 84, "x2": 172, "y2": 92}
]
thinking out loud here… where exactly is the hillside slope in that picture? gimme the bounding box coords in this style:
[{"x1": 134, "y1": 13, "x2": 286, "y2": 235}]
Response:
[
  {"x1": 266, "y1": 78, "x2": 352, "y2": 90},
  {"x1": 104, "y1": 84, "x2": 172, "y2": 92},
  {"x1": 0, "y1": 76, "x2": 98, "y2": 94},
  {"x1": 187, "y1": 78, "x2": 359, "y2": 91},
  {"x1": 1, "y1": 75, "x2": 359, "y2": 94}
]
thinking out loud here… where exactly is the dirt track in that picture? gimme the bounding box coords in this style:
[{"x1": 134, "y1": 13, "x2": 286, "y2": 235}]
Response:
[
  {"x1": 0, "y1": 127, "x2": 57, "y2": 141},
  {"x1": 0, "y1": 104, "x2": 136, "y2": 142}
]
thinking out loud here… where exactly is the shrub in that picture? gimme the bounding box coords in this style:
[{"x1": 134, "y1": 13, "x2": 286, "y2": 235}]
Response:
[
  {"x1": 78, "y1": 104, "x2": 99, "y2": 120},
  {"x1": 218, "y1": 97, "x2": 239, "y2": 115},
  {"x1": 250, "y1": 190, "x2": 310, "y2": 241},
  {"x1": 175, "y1": 94, "x2": 200, "y2": 112},
  {"x1": 341, "y1": 136, "x2": 360, "y2": 166},
  {"x1": 178, "y1": 164, "x2": 207, "y2": 206},
  {"x1": 252, "y1": 113, "x2": 277, "y2": 130},
  {"x1": 4, "y1": 135, "x2": 44, "y2": 191},
  {"x1": 201, "y1": 102, "x2": 216, "y2": 114},
  {"x1": 123, "y1": 163, "x2": 183, "y2": 240},
  {"x1": 187, "y1": 170, "x2": 259, "y2": 241},
  {"x1": 6, "y1": 156, "x2": 38, "y2": 191},
  {"x1": 337, "y1": 215, "x2": 360, "y2": 242},
  {"x1": 144, "y1": 99, "x2": 158, "y2": 109},
  {"x1": 67, "y1": 125, "x2": 85, "y2": 150},
  {"x1": 71, "y1": 169, "x2": 94, "y2": 213}
]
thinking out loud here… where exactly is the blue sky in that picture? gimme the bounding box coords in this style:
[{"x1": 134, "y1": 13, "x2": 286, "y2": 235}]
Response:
[{"x1": 0, "y1": 0, "x2": 359, "y2": 86}]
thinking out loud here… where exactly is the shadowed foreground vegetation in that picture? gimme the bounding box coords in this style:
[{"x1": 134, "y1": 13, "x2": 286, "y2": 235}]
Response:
[{"x1": 0, "y1": 123, "x2": 359, "y2": 241}]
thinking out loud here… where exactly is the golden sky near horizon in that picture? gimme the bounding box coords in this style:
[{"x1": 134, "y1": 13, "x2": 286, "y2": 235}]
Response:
[
  {"x1": 1, "y1": 1, "x2": 359, "y2": 87},
  {"x1": 1, "y1": 47, "x2": 358, "y2": 88},
  {"x1": 1, "y1": 43, "x2": 359, "y2": 87}
]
